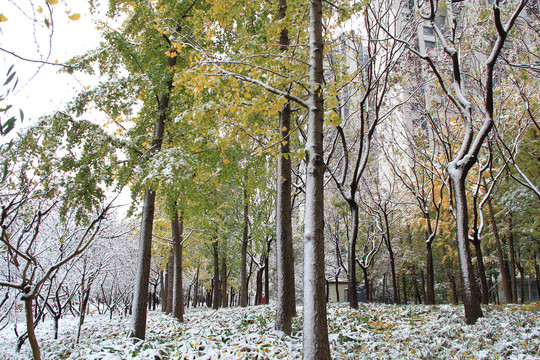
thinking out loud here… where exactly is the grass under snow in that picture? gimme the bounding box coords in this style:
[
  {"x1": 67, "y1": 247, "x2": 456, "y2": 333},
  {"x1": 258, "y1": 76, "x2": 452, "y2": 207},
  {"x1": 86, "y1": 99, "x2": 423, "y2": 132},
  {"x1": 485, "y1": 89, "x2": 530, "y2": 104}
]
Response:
[{"x1": 1, "y1": 302, "x2": 539, "y2": 359}]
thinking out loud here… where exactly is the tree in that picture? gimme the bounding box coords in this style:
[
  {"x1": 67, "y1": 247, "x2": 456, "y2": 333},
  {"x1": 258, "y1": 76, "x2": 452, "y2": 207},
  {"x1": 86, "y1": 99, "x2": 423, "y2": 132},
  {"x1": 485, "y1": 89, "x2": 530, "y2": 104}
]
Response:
[{"x1": 388, "y1": 0, "x2": 529, "y2": 324}]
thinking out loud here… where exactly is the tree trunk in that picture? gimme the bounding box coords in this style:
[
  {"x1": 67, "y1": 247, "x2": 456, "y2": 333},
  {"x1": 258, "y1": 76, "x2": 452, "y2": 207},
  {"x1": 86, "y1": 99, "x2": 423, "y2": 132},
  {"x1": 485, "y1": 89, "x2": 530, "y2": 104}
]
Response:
[
  {"x1": 221, "y1": 257, "x2": 228, "y2": 308},
  {"x1": 129, "y1": 43, "x2": 174, "y2": 339},
  {"x1": 361, "y1": 266, "x2": 370, "y2": 303},
  {"x1": 171, "y1": 209, "x2": 184, "y2": 321},
  {"x1": 166, "y1": 256, "x2": 174, "y2": 314},
  {"x1": 302, "y1": 0, "x2": 330, "y2": 357},
  {"x1": 193, "y1": 264, "x2": 200, "y2": 309},
  {"x1": 447, "y1": 272, "x2": 459, "y2": 305},
  {"x1": 275, "y1": 0, "x2": 297, "y2": 335},
  {"x1": 264, "y1": 241, "x2": 270, "y2": 304},
  {"x1": 402, "y1": 274, "x2": 408, "y2": 305},
  {"x1": 448, "y1": 167, "x2": 483, "y2": 324},
  {"x1": 534, "y1": 252, "x2": 540, "y2": 302},
  {"x1": 212, "y1": 240, "x2": 221, "y2": 310},
  {"x1": 255, "y1": 266, "x2": 264, "y2": 305},
  {"x1": 383, "y1": 211, "x2": 400, "y2": 304},
  {"x1": 412, "y1": 266, "x2": 420, "y2": 304},
  {"x1": 471, "y1": 238, "x2": 489, "y2": 304},
  {"x1": 508, "y1": 212, "x2": 518, "y2": 303},
  {"x1": 348, "y1": 202, "x2": 359, "y2": 308},
  {"x1": 130, "y1": 190, "x2": 158, "y2": 339},
  {"x1": 486, "y1": 193, "x2": 512, "y2": 303},
  {"x1": 24, "y1": 295, "x2": 41, "y2": 360},
  {"x1": 517, "y1": 259, "x2": 525, "y2": 304},
  {"x1": 240, "y1": 187, "x2": 249, "y2": 307},
  {"x1": 160, "y1": 270, "x2": 167, "y2": 312},
  {"x1": 425, "y1": 241, "x2": 435, "y2": 305}
]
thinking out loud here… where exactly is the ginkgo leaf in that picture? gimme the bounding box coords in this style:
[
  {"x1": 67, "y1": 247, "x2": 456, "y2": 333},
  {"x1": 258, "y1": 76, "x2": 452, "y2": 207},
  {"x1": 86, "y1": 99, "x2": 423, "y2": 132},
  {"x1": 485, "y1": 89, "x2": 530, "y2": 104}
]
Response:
[
  {"x1": 68, "y1": 13, "x2": 81, "y2": 21},
  {"x1": 46, "y1": 0, "x2": 59, "y2": 4},
  {"x1": 0, "y1": 14, "x2": 7, "y2": 22},
  {"x1": 37, "y1": 7, "x2": 43, "y2": 13}
]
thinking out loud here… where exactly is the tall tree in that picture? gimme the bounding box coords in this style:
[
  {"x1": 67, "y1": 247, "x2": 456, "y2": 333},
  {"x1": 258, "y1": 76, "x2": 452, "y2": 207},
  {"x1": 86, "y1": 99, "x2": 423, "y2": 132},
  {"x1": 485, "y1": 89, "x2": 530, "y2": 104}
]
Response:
[{"x1": 302, "y1": 0, "x2": 330, "y2": 357}]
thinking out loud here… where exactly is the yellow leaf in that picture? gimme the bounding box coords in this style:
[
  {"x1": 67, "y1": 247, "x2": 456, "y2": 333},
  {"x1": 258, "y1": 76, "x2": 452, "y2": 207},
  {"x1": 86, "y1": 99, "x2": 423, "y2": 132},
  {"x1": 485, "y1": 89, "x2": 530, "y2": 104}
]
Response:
[
  {"x1": 68, "y1": 13, "x2": 81, "y2": 21},
  {"x1": 46, "y1": 0, "x2": 58, "y2": 4},
  {"x1": 223, "y1": 159, "x2": 230, "y2": 164},
  {"x1": 0, "y1": 14, "x2": 7, "y2": 22},
  {"x1": 282, "y1": 126, "x2": 287, "y2": 132},
  {"x1": 37, "y1": 7, "x2": 43, "y2": 13}
]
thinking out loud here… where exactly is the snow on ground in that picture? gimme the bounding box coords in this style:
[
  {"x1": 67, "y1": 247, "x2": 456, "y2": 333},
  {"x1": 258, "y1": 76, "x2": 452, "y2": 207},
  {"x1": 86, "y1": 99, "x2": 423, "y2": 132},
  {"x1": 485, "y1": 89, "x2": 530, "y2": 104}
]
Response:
[{"x1": 1, "y1": 303, "x2": 538, "y2": 359}]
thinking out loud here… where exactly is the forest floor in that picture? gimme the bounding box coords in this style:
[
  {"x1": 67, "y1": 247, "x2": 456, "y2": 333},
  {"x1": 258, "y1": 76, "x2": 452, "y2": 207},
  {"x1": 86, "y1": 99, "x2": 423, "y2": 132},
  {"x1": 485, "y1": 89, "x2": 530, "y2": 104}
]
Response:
[{"x1": 1, "y1": 302, "x2": 539, "y2": 359}]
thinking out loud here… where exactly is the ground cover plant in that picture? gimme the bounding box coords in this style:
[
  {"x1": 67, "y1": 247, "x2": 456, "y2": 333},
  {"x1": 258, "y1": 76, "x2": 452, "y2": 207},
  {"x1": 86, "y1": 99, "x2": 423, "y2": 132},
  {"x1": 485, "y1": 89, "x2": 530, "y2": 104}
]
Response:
[{"x1": 1, "y1": 302, "x2": 538, "y2": 359}]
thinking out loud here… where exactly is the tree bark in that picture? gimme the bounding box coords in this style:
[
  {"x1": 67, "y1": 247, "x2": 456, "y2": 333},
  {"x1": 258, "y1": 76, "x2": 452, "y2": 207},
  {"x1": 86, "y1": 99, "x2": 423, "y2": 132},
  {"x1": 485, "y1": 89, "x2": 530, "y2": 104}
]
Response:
[
  {"x1": 275, "y1": 0, "x2": 297, "y2": 332},
  {"x1": 471, "y1": 238, "x2": 489, "y2": 304},
  {"x1": 264, "y1": 240, "x2": 270, "y2": 304},
  {"x1": 508, "y1": 212, "x2": 518, "y2": 303},
  {"x1": 221, "y1": 257, "x2": 228, "y2": 308},
  {"x1": 348, "y1": 202, "x2": 359, "y2": 308},
  {"x1": 240, "y1": 186, "x2": 249, "y2": 307},
  {"x1": 448, "y1": 167, "x2": 483, "y2": 324},
  {"x1": 130, "y1": 190, "x2": 158, "y2": 339},
  {"x1": 486, "y1": 193, "x2": 512, "y2": 303},
  {"x1": 383, "y1": 210, "x2": 400, "y2": 304},
  {"x1": 361, "y1": 266, "x2": 370, "y2": 303},
  {"x1": 171, "y1": 209, "x2": 184, "y2": 321},
  {"x1": 212, "y1": 240, "x2": 221, "y2": 310},
  {"x1": 23, "y1": 293, "x2": 41, "y2": 360},
  {"x1": 425, "y1": 242, "x2": 435, "y2": 304},
  {"x1": 402, "y1": 273, "x2": 408, "y2": 304},
  {"x1": 302, "y1": 0, "x2": 330, "y2": 357},
  {"x1": 166, "y1": 256, "x2": 174, "y2": 314}
]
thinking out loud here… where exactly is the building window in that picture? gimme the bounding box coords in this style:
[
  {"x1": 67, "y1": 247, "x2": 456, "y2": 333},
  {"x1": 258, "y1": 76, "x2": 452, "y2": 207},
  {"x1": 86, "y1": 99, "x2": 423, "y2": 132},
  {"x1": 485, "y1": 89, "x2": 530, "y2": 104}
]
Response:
[
  {"x1": 425, "y1": 40, "x2": 436, "y2": 50},
  {"x1": 423, "y1": 26, "x2": 435, "y2": 35}
]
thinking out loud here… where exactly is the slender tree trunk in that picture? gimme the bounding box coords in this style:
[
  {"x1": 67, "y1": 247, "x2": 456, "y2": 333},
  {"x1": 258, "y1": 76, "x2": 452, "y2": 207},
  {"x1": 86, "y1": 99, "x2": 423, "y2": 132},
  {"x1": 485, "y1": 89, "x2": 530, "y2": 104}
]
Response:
[
  {"x1": 166, "y1": 257, "x2": 174, "y2": 314},
  {"x1": 264, "y1": 240, "x2": 270, "y2": 304},
  {"x1": 383, "y1": 211, "x2": 399, "y2": 304},
  {"x1": 255, "y1": 266, "x2": 264, "y2": 305},
  {"x1": 221, "y1": 258, "x2": 228, "y2": 308},
  {"x1": 130, "y1": 189, "x2": 159, "y2": 339},
  {"x1": 240, "y1": 187, "x2": 249, "y2": 307},
  {"x1": 193, "y1": 264, "x2": 200, "y2": 309},
  {"x1": 508, "y1": 212, "x2": 518, "y2": 303},
  {"x1": 447, "y1": 272, "x2": 459, "y2": 305},
  {"x1": 275, "y1": 0, "x2": 297, "y2": 335},
  {"x1": 425, "y1": 241, "x2": 435, "y2": 305},
  {"x1": 160, "y1": 270, "x2": 166, "y2": 312},
  {"x1": 412, "y1": 265, "x2": 420, "y2": 304},
  {"x1": 534, "y1": 252, "x2": 540, "y2": 301},
  {"x1": 361, "y1": 266, "x2": 370, "y2": 303},
  {"x1": 471, "y1": 238, "x2": 489, "y2": 304},
  {"x1": 303, "y1": 0, "x2": 330, "y2": 357},
  {"x1": 448, "y1": 168, "x2": 483, "y2": 324},
  {"x1": 517, "y1": 257, "x2": 525, "y2": 304},
  {"x1": 486, "y1": 193, "x2": 512, "y2": 303},
  {"x1": 348, "y1": 202, "x2": 359, "y2": 308},
  {"x1": 24, "y1": 295, "x2": 41, "y2": 360},
  {"x1": 129, "y1": 44, "x2": 175, "y2": 339},
  {"x1": 171, "y1": 209, "x2": 184, "y2": 321},
  {"x1": 212, "y1": 241, "x2": 221, "y2": 309},
  {"x1": 402, "y1": 274, "x2": 407, "y2": 305}
]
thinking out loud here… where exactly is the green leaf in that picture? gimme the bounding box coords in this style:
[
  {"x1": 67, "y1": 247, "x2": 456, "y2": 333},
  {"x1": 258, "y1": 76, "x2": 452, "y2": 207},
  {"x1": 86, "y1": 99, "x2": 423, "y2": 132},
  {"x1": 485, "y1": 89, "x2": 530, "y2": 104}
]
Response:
[{"x1": 3, "y1": 72, "x2": 15, "y2": 86}]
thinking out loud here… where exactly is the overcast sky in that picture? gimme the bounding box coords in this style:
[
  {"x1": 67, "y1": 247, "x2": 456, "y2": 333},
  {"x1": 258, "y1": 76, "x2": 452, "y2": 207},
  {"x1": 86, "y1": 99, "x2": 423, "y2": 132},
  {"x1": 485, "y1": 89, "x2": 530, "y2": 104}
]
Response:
[{"x1": 1, "y1": 0, "x2": 104, "y2": 132}]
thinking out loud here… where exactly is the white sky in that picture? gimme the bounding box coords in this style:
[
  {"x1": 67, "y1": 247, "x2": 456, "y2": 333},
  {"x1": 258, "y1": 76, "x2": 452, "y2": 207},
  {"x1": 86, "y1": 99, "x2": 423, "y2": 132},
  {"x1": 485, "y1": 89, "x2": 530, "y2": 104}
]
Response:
[{"x1": 0, "y1": 0, "x2": 104, "y2": 131}]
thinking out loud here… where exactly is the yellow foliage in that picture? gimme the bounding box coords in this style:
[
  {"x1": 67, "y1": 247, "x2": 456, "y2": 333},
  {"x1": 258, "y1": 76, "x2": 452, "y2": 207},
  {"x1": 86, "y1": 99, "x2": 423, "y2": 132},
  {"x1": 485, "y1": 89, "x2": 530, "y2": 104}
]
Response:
[
  {"x1": 0, "y1": 14, "x2": 7, "y2": 22},
  {"x1": 45, "y1": 0, "x2": 58, "y2": 4},
  {"x1": 68, "y1": 13, "x2": 81, "y2": 21}
]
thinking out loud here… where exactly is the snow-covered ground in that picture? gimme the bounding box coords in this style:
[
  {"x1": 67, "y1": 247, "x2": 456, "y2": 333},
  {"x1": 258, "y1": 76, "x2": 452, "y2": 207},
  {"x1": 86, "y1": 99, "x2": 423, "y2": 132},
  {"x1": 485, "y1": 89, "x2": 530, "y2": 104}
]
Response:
[{"x1": 1, "y1": 303, "x2": 539, "y2": 359}]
